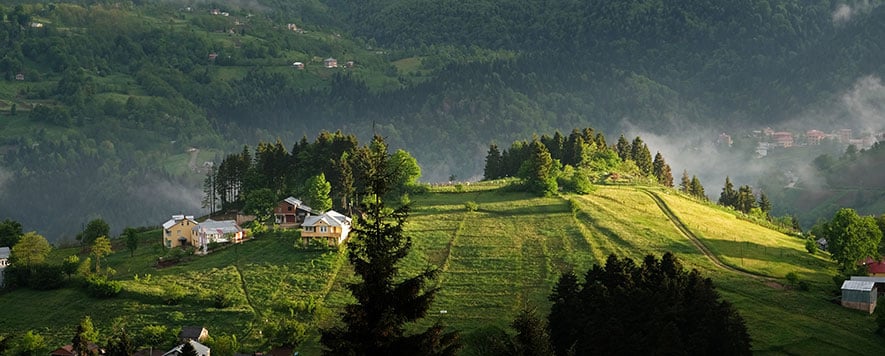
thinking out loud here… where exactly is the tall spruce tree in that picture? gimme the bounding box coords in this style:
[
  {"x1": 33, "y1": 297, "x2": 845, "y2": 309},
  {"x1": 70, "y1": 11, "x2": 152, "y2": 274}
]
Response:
[
  {"x1": 652, "y1": 152, "x2": 673, "y2": 187},
  {"x1": 758, "y1": 191, "x2": 771, "y2": 214},
  {"x1": 484, "y1": 144, "x2": 503, "y2": 180},
  {"x1": 519, "y1": 139, "x2": 557, "y2": 196},
  {"x1": 680, "y1": 170, "x2": 691, "y2": 193},
  {"x1": 719, "y1": 177, "x2": 738, "y2": 208},
  {"x1": 615, "y1": 135, "x2": 631, "y2": 161},
  {"x1": 690, "y1": 175, "x2": 706, "y2": 200},
  {"x1": 736, "y1": 185, "x2": 757, "y2": 214},
  {"x1": 630, "y1": 137, "x2": 653, "y2": 176},
  {"x1": 321, "y1": 136, "x2": 460, "y2": 355}
]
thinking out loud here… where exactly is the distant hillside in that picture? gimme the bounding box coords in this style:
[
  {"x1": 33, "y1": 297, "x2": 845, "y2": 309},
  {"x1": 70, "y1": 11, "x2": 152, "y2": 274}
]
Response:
[
  {"x1": 1, "y1": 0, "x2": 885, "y2": 238},
  {"x1": 2, "y1": 184, "x2": 881, "y2": 354}
]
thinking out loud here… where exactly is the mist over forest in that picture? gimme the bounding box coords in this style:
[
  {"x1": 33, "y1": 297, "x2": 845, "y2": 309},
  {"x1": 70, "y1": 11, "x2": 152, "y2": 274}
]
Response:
[{"x1": 0, "y1": 0, "x2": 883, "y2": 240}]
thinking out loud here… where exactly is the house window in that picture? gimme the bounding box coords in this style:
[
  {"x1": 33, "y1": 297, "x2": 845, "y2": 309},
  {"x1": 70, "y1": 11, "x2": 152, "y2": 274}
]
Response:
[
  {"x1": 287, "y1": 206, "x2": 293, "y2": 211},
  {"x1": 320, "y1": 226, "x2": 328, "y2": 233},
  {"x1": 166, "y1": 229, "x2": 171, "y2": 235}
]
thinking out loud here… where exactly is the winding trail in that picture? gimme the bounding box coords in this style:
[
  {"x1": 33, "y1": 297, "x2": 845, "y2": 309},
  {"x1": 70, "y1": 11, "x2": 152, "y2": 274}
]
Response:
[{"x1": 640, "y1": 189, "x2": 772, "y2": 280}]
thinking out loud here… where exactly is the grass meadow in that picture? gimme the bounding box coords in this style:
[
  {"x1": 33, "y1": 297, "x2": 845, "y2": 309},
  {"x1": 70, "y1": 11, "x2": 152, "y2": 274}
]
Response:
[{"x1": 1, "y1": 184, "x2": 883, "y2": 354}]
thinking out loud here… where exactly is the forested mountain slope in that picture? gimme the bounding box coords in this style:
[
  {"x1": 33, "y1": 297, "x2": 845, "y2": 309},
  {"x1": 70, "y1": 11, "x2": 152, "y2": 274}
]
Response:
[{"x1": 0, "y1": 0, "x2": 883, "y2": 238}]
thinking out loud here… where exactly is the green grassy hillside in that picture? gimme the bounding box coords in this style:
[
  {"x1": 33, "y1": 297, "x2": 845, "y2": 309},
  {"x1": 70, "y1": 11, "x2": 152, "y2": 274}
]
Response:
[{"x1": 1, "y1": 184, "x2": 881, "y2": 354}]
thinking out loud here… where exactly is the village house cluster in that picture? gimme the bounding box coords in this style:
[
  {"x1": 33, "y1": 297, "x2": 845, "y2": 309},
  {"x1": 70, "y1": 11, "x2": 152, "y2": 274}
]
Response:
[
  {"x1": 717, "y1": 127, "x2": 883, "y2": 157},
  {"x1": 163, "y1": 196, "x2": 352, "y2": 254}
]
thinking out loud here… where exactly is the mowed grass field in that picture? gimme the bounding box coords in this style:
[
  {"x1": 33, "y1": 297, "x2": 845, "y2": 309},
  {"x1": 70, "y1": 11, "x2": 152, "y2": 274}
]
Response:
[{"x1": 2, "y1": 184, "x2": 884, "y2": 354}]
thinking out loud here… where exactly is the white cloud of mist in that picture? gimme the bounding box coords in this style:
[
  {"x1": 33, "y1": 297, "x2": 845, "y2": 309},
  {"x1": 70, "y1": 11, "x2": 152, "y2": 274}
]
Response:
[
  {"x1": 841, "y1": 75, "x2": 885, "y2": 133},
  {"x1": 132, "y1": 178, "x2": 205, "y2": 222},
  {"x1": 159, "y1": 0, "x2": 270, "y2": 13},
  {"x1": 832, "y1": 1, "x2": 877, "y2": 24},
  {"x1": 618, "y1": 74, "x2": 885, "y2": 201},
  {"x1": 0, "y1": 167, "x2": 9, "y2": 196}
]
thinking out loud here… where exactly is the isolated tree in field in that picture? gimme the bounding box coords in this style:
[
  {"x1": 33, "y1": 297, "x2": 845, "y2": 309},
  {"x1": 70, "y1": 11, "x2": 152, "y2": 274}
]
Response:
[
  {"x1": 77, "y1": 218, "x2": 110, "y2": 247},
  {"x1": 652, "y1": 152, "x2": 673, "y2": 187},
  {"x1": 11, "y1": 232, "x2": 51, "y2": 270},
  {"x1": 321, "y1": 136, "x2": 460, "y2": 355},
  {"x1": 0, "y1": 218, "x2": 23, "y2": 247},
  {"x1": 91, "y1": 236, "x2": 112, "y2": 274},
  {"x1": 548, "y1": 253, "x2": 750, "y2": 355},
  {"x1": 124, "y1": 227, "x2": 139, "y2": 257},
  {"x1": 519, "y1": 139, "x2": 557, "y2": 196},
  {"x1": 822, "y1": 208, "x2": 883, "y2": 273},
  {"x1": 719, "y1": 177, "x2": 738, "y2": 208},
  {"x1": 305, "y1": 173, "x2": 333, "y2": 212}
]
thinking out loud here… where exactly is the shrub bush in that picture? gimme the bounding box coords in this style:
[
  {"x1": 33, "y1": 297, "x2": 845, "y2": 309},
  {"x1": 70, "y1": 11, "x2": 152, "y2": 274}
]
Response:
[
  {"x1": 464, "y1": 201, "x2": 478, "y2": 212},
  {"x1": 213, "y1": 293, "x2": 234, "y2": 309},
  {"x1": 85, "y1": 275, "x2": 122, "y2": 298}
]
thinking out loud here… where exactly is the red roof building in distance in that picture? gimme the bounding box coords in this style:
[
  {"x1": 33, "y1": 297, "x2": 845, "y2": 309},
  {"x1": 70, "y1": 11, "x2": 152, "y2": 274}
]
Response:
[
  {"x1": 865, "y1": 258, "x2": 885, "y2": 277},
  {"x1": 806, "y1": 130, "x2": 826, "y2": 145},
  {"x1": 772, "y1": 131, "x2": 794, "y2": 148}
]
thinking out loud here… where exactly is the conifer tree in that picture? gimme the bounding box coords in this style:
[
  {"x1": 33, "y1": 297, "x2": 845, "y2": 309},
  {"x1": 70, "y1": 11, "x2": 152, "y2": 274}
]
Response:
[
  {"x1": 337, "y1": 152, "x2": 355, "y2": 215},
  {"x1": 321, "y1": 136, "x2": 460, "y2": 355},
  {"x1": 736, "y1": 185, "x2": 757, "y2": 213},
  {"x1": 758, "y1": 191, "x2": 771, "y2": 214},
  {"x1": 615, "y1": 135, "x2": 631, "y2": 161},
  {"x1": 520, "y1": 139, "x2": 557, "y2": 196},
  {"x1": 630, "y1": 137, "x2": 653, "y2": 176},
  {"x1": 690, "y1": 175, "x2": 706, "y2": 200},
  {"x1": 483, "y1": 144, "x2": 503, "y2": 180},
  {"x1": 680, "y1": 170, "x2": 691, "y2": 193},
  {"x1": 305, "y1": 173, "x2": 333, "y2": 212},
  {"x1": 652, "y1": 152, "x2": 673, "y2": 187},
  {"x1": 594, "y1": 132, "x2": 607, "y2": 150},
  {"x1": 719, "y1": 177, "x2": 738, "y2": 208}
]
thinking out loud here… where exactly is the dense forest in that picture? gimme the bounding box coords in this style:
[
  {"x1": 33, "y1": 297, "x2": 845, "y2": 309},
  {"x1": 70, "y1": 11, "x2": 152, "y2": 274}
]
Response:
[{"x1": 0, "y1": 0, "x2": 883, "y2": 239}]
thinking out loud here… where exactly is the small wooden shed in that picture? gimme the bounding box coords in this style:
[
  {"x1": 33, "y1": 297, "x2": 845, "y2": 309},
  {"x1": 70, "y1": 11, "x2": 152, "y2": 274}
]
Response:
[{"x1": 841, "y1": 280, "x2": 877, "y2": 314}]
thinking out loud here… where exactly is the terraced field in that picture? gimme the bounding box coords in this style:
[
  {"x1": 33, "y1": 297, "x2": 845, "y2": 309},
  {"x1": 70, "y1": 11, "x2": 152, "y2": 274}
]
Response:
[{"x1": 2, "y1": 184, "x2": 883, "y2": 355}]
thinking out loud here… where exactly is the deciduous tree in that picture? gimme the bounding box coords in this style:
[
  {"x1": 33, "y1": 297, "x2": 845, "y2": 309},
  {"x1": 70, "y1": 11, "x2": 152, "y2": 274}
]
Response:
[
  {"x1": 0, "y1": 218, "x2": 23, "y2": 247},
  {"x1": 77, "y1": 218, "x2": 110, "y2": 247},
  {"x1": 305, "y1": 173, "x2": 333, "y2": 212},
  {"x1": 10, "y1": 231, "x2": 51, "y2": 270},
  {"x1": 91, "y1": 236, "x2": 112, "y2": 274},
  {"x1": 823, "y1": 208, "x2": 883, "y2": 273}
]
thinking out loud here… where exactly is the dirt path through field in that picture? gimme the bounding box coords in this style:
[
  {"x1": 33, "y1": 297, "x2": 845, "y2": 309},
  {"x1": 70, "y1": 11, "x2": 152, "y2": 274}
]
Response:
[{"x1": 641, "y1": 189, "x2": 772, "y2": 281}]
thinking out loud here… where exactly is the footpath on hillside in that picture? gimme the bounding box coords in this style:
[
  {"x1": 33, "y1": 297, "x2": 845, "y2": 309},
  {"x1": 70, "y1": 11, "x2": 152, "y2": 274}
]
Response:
[{"x1": 640, "y1": 189, "x2": 773, "y2": 281}]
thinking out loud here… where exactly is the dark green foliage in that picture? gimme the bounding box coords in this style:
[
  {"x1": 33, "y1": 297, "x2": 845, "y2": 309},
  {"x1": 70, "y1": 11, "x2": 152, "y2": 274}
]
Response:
[
  {"x1": 548, "y1": 253, "x2": 751, "y2": 355},
  {"x1": 876, "y1": 296, "x2": 885, "y2": 336},
  {"x1": 321, "y1": 136, "x2": 460, "y2": 355},
  {"x1": 690, "y1": 175, "x2": 706, "y2": 200},
  {"x1": 483, "y1": 144, "x2": 503, "y2": 180},
  {"x1": 630, "y1": 137, "x2": 653, "y2": 176},
  {"x1": 212, "y1": 293, "x2": 234, "y2": 309},
  {"x1": 805, "y1": 237, "x2": 818, "y2": 255},
  {"x1": 77, "y1": 218, "x2": 110, "y2": 247},
  {"x1": 615, "y1": 135, "x2": 631, "y2": 162},
  {"x1": 124, "y1": 227, "x2": 139, "y2": 257},
  {"x1": 719, "y1": 177, "x2": 738, "y2": 208},
  {"x1": 0, "y1": 219, "x2": 23, "y2": 247},
  {"x1": 510, "y1": 307, "x2": 554, "y2": 356},
  {"x1": 736, "y1": 185, "x2": 757, "y2": 214},
  {"x1": 652, "y1": 152, "x2": 673, "y2": 187},
  {"x1": 680, "y1": 170, "x2": 691, "y2": 193},
  {"x1": 106, "y1": 329, "x2": 135, "y2": 356},
  {"x1": 758, "y1": 191, "x2": 772, "y2": 214},
  {"x1": 518, "y1": 139, "x2": 557, "y2": 196}
]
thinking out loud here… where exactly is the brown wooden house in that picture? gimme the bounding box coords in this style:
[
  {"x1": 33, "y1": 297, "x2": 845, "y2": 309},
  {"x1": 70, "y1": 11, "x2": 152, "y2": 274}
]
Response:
[{"x1": 274, "y1": 197, "x2": 313, "y2": 226}]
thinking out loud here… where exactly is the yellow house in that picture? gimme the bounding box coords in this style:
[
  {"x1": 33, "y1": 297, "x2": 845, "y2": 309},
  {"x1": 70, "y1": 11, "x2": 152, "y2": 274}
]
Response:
[
  {"x1": 301, "y1": 210, "x2": 352, "y2": 246},
  {"x1": 163, "y1": 215, "x2": 198, "y2": 248}
]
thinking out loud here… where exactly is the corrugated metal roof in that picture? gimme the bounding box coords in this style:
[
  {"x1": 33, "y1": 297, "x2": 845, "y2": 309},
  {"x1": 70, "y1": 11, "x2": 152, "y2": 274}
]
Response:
[
  {"x1": 841, "y1": 280, "x2": 876, "y2": 291},
  {"x1": 851, "y1": 276, "x2": 885, "y2": 283}
]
